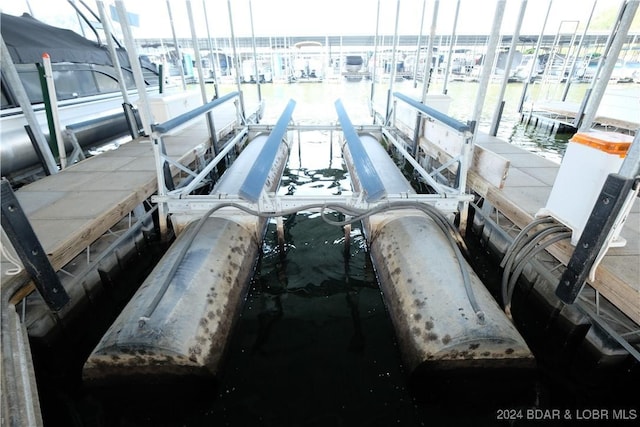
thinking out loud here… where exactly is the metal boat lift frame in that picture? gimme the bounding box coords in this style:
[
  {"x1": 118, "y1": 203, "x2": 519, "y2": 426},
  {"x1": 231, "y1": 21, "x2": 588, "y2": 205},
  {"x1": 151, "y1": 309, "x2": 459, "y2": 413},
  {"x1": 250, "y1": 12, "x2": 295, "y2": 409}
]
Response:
[{"x1": 149, "y1": 92, "x2": 477, "y2": 238}]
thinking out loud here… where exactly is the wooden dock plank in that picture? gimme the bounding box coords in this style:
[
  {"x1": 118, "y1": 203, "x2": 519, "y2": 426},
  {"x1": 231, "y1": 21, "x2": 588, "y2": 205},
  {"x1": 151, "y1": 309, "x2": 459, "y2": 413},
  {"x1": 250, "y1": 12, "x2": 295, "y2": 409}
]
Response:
[
  {"x1": 3, "y1": 107, "x2": 237, "y2": 282},
  {"x1": 499, "y1": 168, "x2": 548, "y2": 187},
  {"x1": 63, "y1": 155, "x2": 140, "y2": 172},
  {"x1": 425, "y1": 132, "x2": 638, "y2": 323},
  {"x1": 27, "y1": 152, "x2": 196, "y2": 270},
  {"x1": 35, "y1": 191, "x2": 139, "y2": 271},
  {"x1": 515, "y1": 167, "x2": 558, "y2": 186},
  {"x1": 8, "y1": 191, "x2": 67, "y2": 217}
]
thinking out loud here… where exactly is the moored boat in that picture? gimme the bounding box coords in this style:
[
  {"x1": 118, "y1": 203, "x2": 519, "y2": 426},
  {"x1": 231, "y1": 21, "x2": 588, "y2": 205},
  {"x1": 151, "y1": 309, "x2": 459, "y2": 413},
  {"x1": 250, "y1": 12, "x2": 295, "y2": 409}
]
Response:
[{"x1": 1, "y1": 8, "x2": 159, "y2": 182}]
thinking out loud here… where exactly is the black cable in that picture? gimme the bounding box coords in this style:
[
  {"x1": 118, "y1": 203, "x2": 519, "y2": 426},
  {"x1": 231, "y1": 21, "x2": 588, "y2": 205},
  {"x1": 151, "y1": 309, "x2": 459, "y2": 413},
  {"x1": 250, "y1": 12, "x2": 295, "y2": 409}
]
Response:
[
  {"x1": 504, "y1": 231, "x2": 571, "y2": 319},
  {"x1": 140, "y1": 200, "x2": 482, "y2": 323},
  {"x1": 500, "y1": 216, "x2": 555, "y2": 269},
  {"x1": 501, "y1": 223, "x2": 569, "y2": 308}
]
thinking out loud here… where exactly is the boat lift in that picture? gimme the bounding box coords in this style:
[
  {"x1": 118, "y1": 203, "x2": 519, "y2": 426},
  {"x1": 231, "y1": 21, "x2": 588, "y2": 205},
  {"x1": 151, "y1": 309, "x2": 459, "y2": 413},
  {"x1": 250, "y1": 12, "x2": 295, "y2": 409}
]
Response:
[
  {"x1": 150, "y1": 93, "x2": 476, "y2": 240},
  {"x1": 86, "y1": 87, "x2": 535, "y2": 383},
  {"x1": 127, "y1": 0, "x2": 478, "y2": 237},
  {"x1": 86, "y1": 0, "x2": 530, "y2": 384}
]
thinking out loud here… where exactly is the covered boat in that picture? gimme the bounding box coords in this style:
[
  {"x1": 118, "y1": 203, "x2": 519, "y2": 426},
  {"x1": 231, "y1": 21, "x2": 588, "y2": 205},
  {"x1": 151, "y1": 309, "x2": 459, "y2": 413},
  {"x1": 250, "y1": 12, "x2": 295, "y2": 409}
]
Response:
[{"x1": 1, "y1": 9, "x2": 158, "y2": 180}]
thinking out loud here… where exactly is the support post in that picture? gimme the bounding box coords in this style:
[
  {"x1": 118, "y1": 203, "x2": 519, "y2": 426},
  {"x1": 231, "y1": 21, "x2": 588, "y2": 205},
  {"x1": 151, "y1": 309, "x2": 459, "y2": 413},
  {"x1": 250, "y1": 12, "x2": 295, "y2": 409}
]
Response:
[
  {"x1": 489, "y1": 0, "x2": 528, "y2": 137},
  {"x1": 41, "y1": 53, "x2": 67, "y2": 169},
  {"x1": 1, "y1": 180, "x2": 69, "y2": 311},
  {"x1": 370, "y1": 0, "x2": 381, "y2": 110},
  {"x1": 561, "y1": 0, "x2": 597, "y2": 101},
  {"x1": 249, "y1": 0, "x2": 262, "y2": 103},
  {"x1": 470, "y1": 0, "x2": 506, "y2": 131},
  {"x1": 343, "y1": 222, "x2": 351, "y2": 259},
  {"x1": 202, "y1": 0, "x2": 220, "y2": 99},
  {"x1": 412, "y1": 0, "x2": 427, "y2": 88},
  {"x1": 96, "y1": 0, "x2": 139, "y2": 138},
  {"x1": 277, "y1": 216, "x2": 285, "y2": 254},
  {"x1": 384, "y1": 0, "x2": 402, "y2": 122},
  {"x1": 579, "y1": 0, "x2": 639, "y2": 131},
  {"x1": 227, "y1": 0, "x2": 246, "y2": 120},
  {"x1": 420, "y1": 0, "x2": 439, "y2": 103},
  {"x1": 166, "y1": 0, "x2": 187, "y2": 91},
  {"x1": 1, "y1": 35, "x2": 58, "y2": 175},
  {"x1": 442, "y1": 0, "x2": 461, "y2": 95},
  {"x1": 517, "y1": 0, "x2": 552, "y2": 113},
  {"x1": 186, "y1": 0, "x2": 218, "y2": 150}
]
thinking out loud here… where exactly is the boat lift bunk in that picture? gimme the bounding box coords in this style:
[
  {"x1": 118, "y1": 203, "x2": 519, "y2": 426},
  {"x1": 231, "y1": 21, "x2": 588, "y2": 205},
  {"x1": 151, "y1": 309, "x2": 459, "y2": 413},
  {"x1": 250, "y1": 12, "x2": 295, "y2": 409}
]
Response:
[
  {"x1": 83, "y1": 101, "x2": 296, "y2": 382},
  {"x1": 335, "y1": 100, "x2": 534, "y2": 378}
]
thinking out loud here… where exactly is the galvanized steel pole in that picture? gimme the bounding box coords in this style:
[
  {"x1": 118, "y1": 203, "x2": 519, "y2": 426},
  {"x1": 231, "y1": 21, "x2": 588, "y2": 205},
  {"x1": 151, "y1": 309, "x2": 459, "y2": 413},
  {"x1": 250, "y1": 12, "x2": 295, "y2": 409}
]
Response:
[
  {"x1": 96, "y1": 0, "x2": 139, "y2": 138},
  {"x1": 115, "y1": 0, "x2": 154, "y2": 135},
  {"x1": 186, "y1": 0, "x2": 208, "y2": 103},
  {"x1": 470, "y1": 0, "x2": 506, "y2": 132},
  {"x1": 561, "y1": 0, "x2": 598, "y2": 101},
  {"x1": 227, "y1": 0, "x2": 246, "y2": 119},
  {"x1": 489, "y1": 0, "x2": 528, "y2": 136},
  {"x1": 579, "y1": 0, "x2": 639, "y2": 131},
  {"x1": 420, "y1": 0, "x2": 439, "y2": 103},
  {"x1": 619, "y1": 130, "x2": 640, "y2": 179},
  {"x1": 517, "y1": 0, "x2": 553, "y2": 113},
  {"x1": 412, "y1": 0, "x2": 427, "y2": 88},
  {"x1": 41, "y1": 54, "x2": 66, "y2": 168},
  {"x1": 202, "y1": 0, "x2": 220, "y2": 99},
  {"x1": 115, "y1": 0, "x2": 169, "y2": 239},
  {"x1": 385, "y1": 0, "x2": 402, "y2": 122},
  {"x1": 442, "y1": 0, "x2": 461, "y2": 95},
  {"x1": 370, "y1": 0, "x2": 381, "y2": 111},
  {"x1": 166, "y1": 0, "x2": 187, "y2": 91},
  {"x1": 249, "y1": 0, "x2": 263, "y2": 102},
  {"x1": 186, "y1": 0, "x2": 218, "y2": 150},
  {"x1": 96, "y1": 0, "x2": 131, "y2": 104},
  {"x1": 0, "y1": 36, "x2": 58, "y2": 174}
]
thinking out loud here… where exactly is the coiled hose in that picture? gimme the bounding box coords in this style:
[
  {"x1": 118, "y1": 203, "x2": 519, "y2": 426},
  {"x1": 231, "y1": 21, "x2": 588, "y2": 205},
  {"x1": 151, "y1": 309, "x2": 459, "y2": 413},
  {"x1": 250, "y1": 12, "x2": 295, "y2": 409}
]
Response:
[{"x1": 500, "y1": 216, "x2": 571, "y2": 320}]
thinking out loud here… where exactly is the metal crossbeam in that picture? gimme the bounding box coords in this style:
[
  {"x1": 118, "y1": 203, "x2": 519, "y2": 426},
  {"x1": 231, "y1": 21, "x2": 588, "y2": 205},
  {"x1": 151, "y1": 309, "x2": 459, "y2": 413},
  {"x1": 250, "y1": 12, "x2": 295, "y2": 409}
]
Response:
[
  {"x1": 156, "y1": 192, "x2": 472, "y2": 217},
  {"x1": 381, "y1": 128, "x2": 454, "y2": 195},
  {"x1": 151, "y1": 91, "x2": 239, "y2": 136},
  {"x1": 393, "y1": 91, "x2": 470, "y2": 133}
]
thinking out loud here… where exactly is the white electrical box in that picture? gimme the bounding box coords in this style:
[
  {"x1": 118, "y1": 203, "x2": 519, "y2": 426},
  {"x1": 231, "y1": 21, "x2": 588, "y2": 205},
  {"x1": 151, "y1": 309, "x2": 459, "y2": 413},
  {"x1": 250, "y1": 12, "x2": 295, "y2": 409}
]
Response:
[{"x1": 536, "y1": 130, "x2": 632, "y2": 246}]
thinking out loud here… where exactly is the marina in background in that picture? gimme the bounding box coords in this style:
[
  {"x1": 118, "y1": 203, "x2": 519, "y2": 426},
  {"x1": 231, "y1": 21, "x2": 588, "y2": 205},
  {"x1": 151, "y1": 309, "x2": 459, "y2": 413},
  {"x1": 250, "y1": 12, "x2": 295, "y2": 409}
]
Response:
[{"x1": 1, "y1": 1, "x2": 639, "y2": 425}]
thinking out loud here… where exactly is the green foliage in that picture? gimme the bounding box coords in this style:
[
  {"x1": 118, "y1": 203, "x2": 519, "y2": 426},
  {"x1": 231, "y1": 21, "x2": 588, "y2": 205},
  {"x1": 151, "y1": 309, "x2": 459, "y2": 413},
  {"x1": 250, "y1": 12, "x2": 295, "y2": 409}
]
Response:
[{"x1": 588, "y1": 4, "x2": 640, "y2": 31}]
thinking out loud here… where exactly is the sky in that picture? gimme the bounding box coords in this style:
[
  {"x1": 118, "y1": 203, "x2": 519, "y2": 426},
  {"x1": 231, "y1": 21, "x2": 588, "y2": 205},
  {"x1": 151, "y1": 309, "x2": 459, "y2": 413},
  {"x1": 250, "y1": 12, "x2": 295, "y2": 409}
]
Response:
[{"x1": 2, "y1": 0, "x2": 636, "y2": 39}]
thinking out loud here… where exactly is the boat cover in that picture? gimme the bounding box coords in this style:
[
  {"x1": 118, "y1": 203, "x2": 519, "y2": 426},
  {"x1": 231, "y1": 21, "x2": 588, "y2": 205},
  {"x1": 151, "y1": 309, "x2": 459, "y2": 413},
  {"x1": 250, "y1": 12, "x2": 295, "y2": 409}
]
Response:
[{"x1": 1, "y1": 12, "x2": 130, "y2": 67}]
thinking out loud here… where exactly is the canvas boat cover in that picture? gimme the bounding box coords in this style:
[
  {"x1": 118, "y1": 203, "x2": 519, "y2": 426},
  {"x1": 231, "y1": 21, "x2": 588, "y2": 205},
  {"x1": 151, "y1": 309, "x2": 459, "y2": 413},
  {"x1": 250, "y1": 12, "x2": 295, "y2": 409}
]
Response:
[{"x1": 1, "y1": 12, "x2": 130, "y2": 67}]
